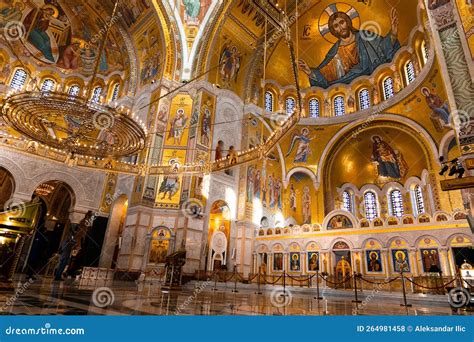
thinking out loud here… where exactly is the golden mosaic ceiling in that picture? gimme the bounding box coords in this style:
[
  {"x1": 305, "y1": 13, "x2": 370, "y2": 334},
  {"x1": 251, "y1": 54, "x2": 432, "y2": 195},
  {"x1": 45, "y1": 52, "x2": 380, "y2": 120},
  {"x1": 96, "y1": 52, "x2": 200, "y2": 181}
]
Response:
[
  {"x1": 203, "y1": 0, "x2": 423, "y2": 95},
  {"x1": 0, "y1": 0, "x2": 134, "y2": 77}
]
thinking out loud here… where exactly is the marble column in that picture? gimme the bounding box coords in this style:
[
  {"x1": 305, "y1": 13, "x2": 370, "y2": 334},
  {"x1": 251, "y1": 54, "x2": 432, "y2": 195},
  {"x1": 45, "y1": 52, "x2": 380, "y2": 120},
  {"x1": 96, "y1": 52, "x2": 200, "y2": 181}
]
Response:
[
  {"x1": 413, "y1": 249, "x2": 421, "y2": 276},
  {"x1": 447, "y1": 247, "x2": 456, "y2": 277},
  {"x1": 327, "y1": 252, "x2": 333, "y2": 275},
  {"x1": 322, "y1": 252, "x2": 328, "y2": 273},
  {"x1": 252, "y1": 253, "x2": 257, "y2": 274},
  {"x1": 382, "y1": 249, "x2": 390, "y2": 277},
  {"x1": 269, "y1": 253, "x2": 274, "y2": 274},
  {"x1": 351, "y1": 249, "x2": 360, "y2": 274},
  {"x1": 439, "y1": 247, "x2": 450, "y2": 276},
  {"x1": 116, "y1": 205, "x2": 152, "y2": 272},
  {"x1": 301, "y1": 251, "x2": 306, "y2": 274},
  {"x1": 408, "y1": 248, "x2": 418, "y2": 276}
]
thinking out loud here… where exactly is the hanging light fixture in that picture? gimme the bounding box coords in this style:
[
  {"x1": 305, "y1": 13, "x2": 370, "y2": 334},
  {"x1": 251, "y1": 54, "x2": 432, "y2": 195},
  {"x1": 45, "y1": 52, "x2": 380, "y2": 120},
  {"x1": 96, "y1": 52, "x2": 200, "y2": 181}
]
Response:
[
  {"x1": 35, "y1": 183, "x2": 55, "y2": 196},
  {"x1": 1, "y1": 1, "x2": 146, "y2": 159}
]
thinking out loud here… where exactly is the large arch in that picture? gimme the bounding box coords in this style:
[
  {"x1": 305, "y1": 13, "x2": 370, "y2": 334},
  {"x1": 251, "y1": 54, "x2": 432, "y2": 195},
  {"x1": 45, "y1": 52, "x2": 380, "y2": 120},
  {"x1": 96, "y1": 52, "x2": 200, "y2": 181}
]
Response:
[
  {"x1": 0, "y1": 166, "x2": 16, "y2": 210},
  {"x1": 284, "y1": 167, "x2": 318, "y2": 190},
  {"x1": 318, "y1": 115, "x2": 440, "y2": 184},
  {"x1": 29, "y1": 171, "x2": 87, "y2": 208},
  {"x1": 320, "y1": 116, "x2": 439, "y2": 217}
]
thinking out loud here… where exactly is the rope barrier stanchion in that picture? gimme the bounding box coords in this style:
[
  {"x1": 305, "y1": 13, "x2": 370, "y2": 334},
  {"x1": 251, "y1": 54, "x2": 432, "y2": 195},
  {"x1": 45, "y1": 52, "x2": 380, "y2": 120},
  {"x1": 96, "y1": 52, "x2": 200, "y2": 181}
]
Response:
[
  {"x1": 261, "y1": 274, "x2": 283, "y2": 285},
  {"x1": 247, "y1": 273, "x2": 257, "y2": 282},
  {"x1": 400, "y1": 270, "x2": 412, "y2": 308},
  {"x1": 314, "y1": 270, "x2": 323, "y2": 300},
  {"x1": 405, "y1": 276, "x2": 457, "y2": 290},
  {"x1": 232, "y1": 265, "x2": 238, "y2": 293},
  {"x1": 359, "y1": 276, "x2": 401, "y2": 285},
  {"x1": 352, "y1": 272, "x2": 362, "y2": 304},
  {"x1": 282, "y1": 271, "x2": 288, "y2": 296},
  {"x1": 255, "y1": 270, "x2": 262, "y2": 295},
  {"x1": 324, "y1": 274, "x2": 353, "y2": 286}
]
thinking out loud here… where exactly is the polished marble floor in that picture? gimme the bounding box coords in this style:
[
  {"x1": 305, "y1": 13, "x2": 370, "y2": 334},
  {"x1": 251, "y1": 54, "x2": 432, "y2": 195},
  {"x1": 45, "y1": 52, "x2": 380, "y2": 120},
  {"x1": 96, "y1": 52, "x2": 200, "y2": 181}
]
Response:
[{"x1": 0, "y1": 277, "x2": 471, "y2": 316}]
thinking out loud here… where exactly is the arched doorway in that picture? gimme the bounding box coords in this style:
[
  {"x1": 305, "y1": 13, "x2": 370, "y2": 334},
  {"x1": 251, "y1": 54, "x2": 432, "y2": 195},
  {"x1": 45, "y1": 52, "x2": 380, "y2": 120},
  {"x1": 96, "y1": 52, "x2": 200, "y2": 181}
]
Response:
[
  {"x1": 332, "y1": 241, "x2": 352, "y2": 289},
  {"x1": 23, "y1": 180, "x2": 75, "y2": 278},
  {"x1": 207, "y1": 200, "x2": 231, "y2": 271},
  {"x1": 99, "y1": 195, "x2": 128, "y2": 269},
  {"x1": 0, "y1": 167, "x2": 15, "y2": 210},
  {"x1": 0, "y1": 167, "x2": 19, "y2": 279}
]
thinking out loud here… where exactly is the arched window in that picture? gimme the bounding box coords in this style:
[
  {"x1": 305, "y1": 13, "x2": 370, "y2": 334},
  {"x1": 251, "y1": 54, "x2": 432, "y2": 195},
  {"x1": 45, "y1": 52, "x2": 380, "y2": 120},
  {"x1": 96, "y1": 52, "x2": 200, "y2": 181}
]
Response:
[
  {"x1": 285, "y1": 97, "x2": 295, "y2": 115},
  {"x1": 68, "y1": 84, "x2": 80, "y2": 97},
  {"x1": 358, "y1": 88, "x2": 371, "y2": 110},
  {"x1": 411, "y1": 184, "x2": 425, "y2": 216},
  {"x1": 382, "y1": 77, "x2": 394, "y2": 100},
  {"x1": 91, "y1": 86, "x2": 103, "y2": 103},
  {"x1": 364, "y1": 191, "x2": 379, "y2": 221},
  {"x1": 40, "y1": 78, "x2": 56, "y2": 92},
  {"x1": 404, "y1": 61, "x2": 416, "y2": 85},
  {"x1": 334, "y1": 95, "x2": 345, "y2": 116},
  {"x1": 421, "y1": 40, "x2": 429, "y2": 64},
  {"x1": 264, "y1": 91, "x2": 274, "y2": 112},
  {"x1": 308, "y1": 98, "x2": 320, "y2": 118},
  {"x1": 9, "y1": 68, "x2": 28, "y2": 90},
  {"x1": 110, "y1": 82, "x2": 120, "y2": 101},
  {"x1": 342, "y1": 190, "x2": 353, "y2": 214},
  {"x1": 389, "y1": 189, "x2": 404, "y2": 218}
]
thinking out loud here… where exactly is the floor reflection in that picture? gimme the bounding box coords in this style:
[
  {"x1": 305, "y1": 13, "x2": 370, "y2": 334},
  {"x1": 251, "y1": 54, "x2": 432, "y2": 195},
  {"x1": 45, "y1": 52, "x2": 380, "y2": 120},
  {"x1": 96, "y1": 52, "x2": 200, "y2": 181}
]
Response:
[{"x1": 0, "y1": 278, "x2": 471, "y2": 316}]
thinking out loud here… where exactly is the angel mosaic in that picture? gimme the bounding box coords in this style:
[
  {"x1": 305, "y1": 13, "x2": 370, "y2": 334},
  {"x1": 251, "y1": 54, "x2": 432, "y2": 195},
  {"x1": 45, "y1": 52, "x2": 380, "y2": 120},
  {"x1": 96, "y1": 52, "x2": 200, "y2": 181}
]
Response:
[
  {"x1": 219, "y1": 42, "x2": 241, "y2": 87},
  {"x1": 286, "y1": 128, "x2": 316, "y2": 163}
]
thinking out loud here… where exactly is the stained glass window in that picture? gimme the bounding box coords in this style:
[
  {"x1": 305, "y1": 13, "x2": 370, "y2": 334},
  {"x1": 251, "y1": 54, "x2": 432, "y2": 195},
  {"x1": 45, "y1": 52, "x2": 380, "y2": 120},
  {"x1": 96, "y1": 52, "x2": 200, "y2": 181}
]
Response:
[
  {"x1": 111, "y1": 83, "x2": 120, "y2": 101},
  {"x1": 68, "y1": 85, "x2": 80, "y2": 97},
  {"x1": 10, "y1": 68, "x2": 28, "y2": 90},
  {"x1": 405, "y1": 61, "x2": 416, "y2": 84},
  {"x1": 383, "y1": 77, "x2": 394, "y2": 100},
  {"x1": 308, "y1": 98, "x2": 320, "y2": 118},
  {"x1": 390, "y1": 189, "x2": 404, "y2": 218},
  {"x1": 265, "y1": 91, "x2": 273, "y2": 112},
  {"x1": 421, "y1": 40, "x2": 429, "y2": 63},
  {"x1": 364, "y1": 191, "x2": 378, "y2": 221},
  {"x1": 358, "y1": 88, "x2": 371, "y2": 110},
  {"x1": 343, "y1": 191, "x2": 353, "y2": 213},
  {"x1": 334, "y1": 95, "x2": 345, "y2": 116},
  {"x1": 91, "y1": 86, "x2": 103, "y2": 103},
  {"x1": 412, "y1": 185, "x2": 425, "y2": 216},
  {"x1": 285, "y1": 97, "x2": 295, "y2": 115},
  {"x1": 40, "y1": 79, "x2": 55, "y2": 92}
]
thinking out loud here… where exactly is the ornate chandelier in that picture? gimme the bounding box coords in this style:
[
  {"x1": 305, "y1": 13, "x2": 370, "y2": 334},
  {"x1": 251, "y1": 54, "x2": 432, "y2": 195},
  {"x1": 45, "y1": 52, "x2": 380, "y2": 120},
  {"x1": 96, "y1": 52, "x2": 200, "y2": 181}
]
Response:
[
  {"x1": 34, "y1": 183, "x2": 55, "y2": 196},
  {"x1": 2, "y1": 91, "x2": 146, "y2": 158},
  {"x1": 0, "y1": 0, "x2": 146, "y2": 159}
]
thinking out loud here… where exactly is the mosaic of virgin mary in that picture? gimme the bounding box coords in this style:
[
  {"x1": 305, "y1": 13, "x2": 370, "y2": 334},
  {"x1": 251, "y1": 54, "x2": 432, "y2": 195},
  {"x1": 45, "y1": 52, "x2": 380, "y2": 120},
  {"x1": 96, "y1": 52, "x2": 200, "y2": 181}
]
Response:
[{"x1": 371, "y1": 136, "x2": 408, "y2": 180}]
